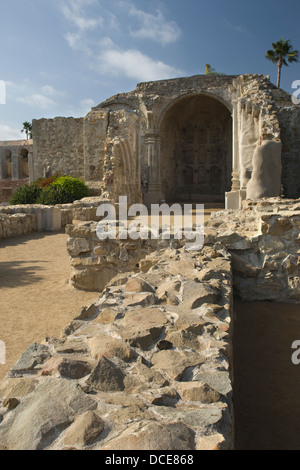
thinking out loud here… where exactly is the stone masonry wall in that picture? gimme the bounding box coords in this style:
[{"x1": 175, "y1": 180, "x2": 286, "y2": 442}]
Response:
[
  {"x1": 205, "y1": 198, "x2": 300, "y2": 302},
  {"x1": 0, "y1": 197, "x2": 104, "y2": 239},
  {"x1": 277, "y1": 106, "x2": 300, "y2": 199},
  {"x1": 0, "y1": 179, "x2": 29, "y2": 204},
  {"x1": 0, "y1": 198, "x2": 299, "y2": 451},
  {"x1": 32, "y1": 117, "x2": 84, "y2": 181},
  {"x1": 0, "y1": 242, "x2": 233, "y2": 450},
  {"x1": 66, "y1": 198, "x2": 300, "y2": 303}
]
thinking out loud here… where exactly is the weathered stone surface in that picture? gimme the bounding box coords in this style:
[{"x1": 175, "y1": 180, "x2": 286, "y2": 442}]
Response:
[
  {"x1": 41, "y1": 356, "x2": 92, "y2": 379},
  {"x1": 123, "y1": 292, "x2": 156, "y2": 307},
  {"x1": 196, "y1": 433, "x2": 227, "y2": 450},
  {"x1": 246, "y1": 140, "x2": 282, "y2": 200},
  {"x1": 67, "y1": 237, "x2": 91, "y2": 257},
  {"x1": 125, "y1": 277, "x2": 155, "y2": 293},
  {"x1": 176, "y1": 382, "x2": 221, "y2": 403},
  {"x1": 231, "y1": 253, "x2": 260, "y2": 278},
  {"x1": 150, "y1": 404, "x2": 228, "y2": 430},
  {"x1": 2, "y1": 398, "x2": 20, "y2": 410},
  {"x1": 151, "y1": 350, "x2": 206, "y2": 380},
  {"x1": 133, "y1": 363, "x2": 169, "y2": 388},
  {"x1": 94, "y1": 307, "x2": 120, "y2": 324},
  {"x1": 86, "y1": 357, "x2": 125, "y2": 392},
  {"x1": 62, "y1": 411, "x2": 105, "y2": 446},
  {"x1": 0, "y1": 378, "x2": 97, "y2": 450},
  {"x1": 0, "y1": 379, "x2": 38, "y2": 398},
  {"x1": 165, "y1": 329, "x2": 203, "y2": 351},
  {"x1": 75, "y1": 303, "x2": 97, "y2": 320},
  {"x1": 9, "y1": 343, "x2": 51, "y2": 374},
  {"x1": 192, "y1": 372, "x2": 232, "y2": 396},
  {"x1": 101, "y1": 420, "x2": 196, "y2": 450},
  {"x1": 118, "y1": 307, "x2": 168, "y2": 350},
  {"x1": 88, "y1": 336, "x2": 135, "y2": 362},
  {"x1": 258, "y1": 236, "x2": 286, "y2": 254},
  {"x1": 182, "y1": 281, "x2": 219, "y2": 309}
]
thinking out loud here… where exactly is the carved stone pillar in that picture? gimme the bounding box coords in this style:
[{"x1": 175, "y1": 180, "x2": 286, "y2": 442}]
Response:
[
  {"x1": 231, "y1": 100, "x2": 240, "y2": 191},
  {"x1": 144, "y1": 129, "x2": 165, "y2": 205}
]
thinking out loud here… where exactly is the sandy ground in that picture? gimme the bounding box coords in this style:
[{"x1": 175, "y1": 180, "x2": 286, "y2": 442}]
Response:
[
  {"x1": 0, "y1": 231, "x2": 99, "y2": 381},
  {"x1": 233, "y1": 300, "x2": 300, "y2": 450}
]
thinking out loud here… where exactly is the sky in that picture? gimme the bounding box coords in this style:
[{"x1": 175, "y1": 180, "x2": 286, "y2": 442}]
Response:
[{"x1": 0, "y1": 0, "x2": 300, "y2": 140}]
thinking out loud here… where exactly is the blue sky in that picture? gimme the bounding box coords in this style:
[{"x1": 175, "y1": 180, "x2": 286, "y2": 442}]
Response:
[{"x1": 1, "y1": 0, "x2": 300, "y2": 140}]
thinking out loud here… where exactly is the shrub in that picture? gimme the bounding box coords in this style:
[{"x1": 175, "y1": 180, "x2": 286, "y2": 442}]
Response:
[
  {"x1": 9, "y1": 176, "x2": 89, "y2": 205},
  {"x1": 35, "y1": 175, "x2": 59, "y2": 188},
  {"x1": 36, "y1": 185, "x2": 71, "y2": 205},
  {"x1": 51, "y1": 176, "x2": 89, "y2": 201},
  {"x1": 9, "y1": 183, "x2": 42, "y2": 205}
]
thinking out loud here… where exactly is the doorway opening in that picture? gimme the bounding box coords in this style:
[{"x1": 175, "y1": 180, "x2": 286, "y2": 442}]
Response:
[{"x1": 160, "y1": 94, "x2": 232, "y2": 203}]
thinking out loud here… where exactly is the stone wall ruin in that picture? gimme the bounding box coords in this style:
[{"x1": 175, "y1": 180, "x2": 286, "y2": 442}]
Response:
[
  {"x1": 26, "y1": 74, "x2": 299, "y2": 208},
  {"x1": 0, "y1": 140, "x2": 33, "y2": 203}
]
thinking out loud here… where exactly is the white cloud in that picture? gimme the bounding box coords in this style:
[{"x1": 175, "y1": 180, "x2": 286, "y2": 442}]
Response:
[
  {"x1": 61, "y1": 0, "x2": 103, "y2": 31},
  {"x1": 64, "y1": 31, "x2": 92, "y2": 54},
  {"x1": 17, "y1": 94, "x2": 56, "y2": 109},
  {"x1": 0, "y1": 124, "x2": 23, "y2": 141},
  {"x1": 98, "y1": 47, "x2": 182, "y2": 82},
  {"x1": 129, "y1": 6, "x2": 181, "y2": 45},
  {"x1": 41, "y1": 85, "x2": 66, "y2": 97}
]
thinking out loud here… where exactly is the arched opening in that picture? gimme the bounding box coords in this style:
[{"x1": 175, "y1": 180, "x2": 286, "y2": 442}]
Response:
[
  {"x1": 2, "y1": 150, "x2": 12, "y2": 179},
  {"x1": 19, "y1": 148, "x2": 29, "y2": 178},
  {"x1": 160, "y1": 94, "x2": 232, "y2": 203}
]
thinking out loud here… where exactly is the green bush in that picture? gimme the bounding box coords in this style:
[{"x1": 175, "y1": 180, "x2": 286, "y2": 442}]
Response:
[
  {"x1": 9, "y1": 176, "x2": 90, "y2": 205},
  {"x1": 36, "y1": 185, "x2": 71, "y2": 205},
  {"x1": 9, "y1": 183, "x2": 42, "y2": 205},
  {"x1": 51, "y1": 176, "x2": 89, "y2": 202}
]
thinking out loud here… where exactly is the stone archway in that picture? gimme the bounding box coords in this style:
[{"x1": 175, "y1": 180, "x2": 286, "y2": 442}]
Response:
[
  {"x1": 159, "y1": 94, "x2": 232, "y2": 203},
  {"x1": 19, "y1": 148, "x2": 29, "y2": 178}
]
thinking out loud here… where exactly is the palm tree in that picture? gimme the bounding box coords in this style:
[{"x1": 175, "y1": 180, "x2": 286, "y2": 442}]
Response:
[
  {"x1": 21, "y1": 121, "x2": 32, "y2": 140},
  {"x1": 266, "y1": 38, "x2": 299, "y2": 88}
]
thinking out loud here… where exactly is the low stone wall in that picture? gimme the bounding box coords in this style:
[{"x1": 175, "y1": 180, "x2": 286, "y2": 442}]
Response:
[
  {"x1": 0, "y1": 213, "x2": 36, "y2": 239},
  {"x1": 205, "y1": 198, "x2": 300, "y2": 303},
  {"x1": 0, "y1": 244, "x2": 233, "y2": 450},
  {"x1": 66, "y1": 198, "x2": 300, "y2": 303},
  {"x1": 0, "y1": 197, "x2": 299, "y2": 451},
  {"x1": 0, "y1": 197, "x2": 104, "y2": 240}
]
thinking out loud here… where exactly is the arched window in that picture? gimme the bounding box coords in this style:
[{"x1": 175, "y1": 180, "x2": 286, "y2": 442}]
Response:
[
  {"x1": 19, "y1": 149, "x2": 29, "y2": 178},
  {"x1": 2, "y1": 150, "x2": 12, "y2": 179}
]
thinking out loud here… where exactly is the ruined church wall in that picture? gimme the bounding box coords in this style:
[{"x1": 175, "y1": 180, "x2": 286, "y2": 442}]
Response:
[
  {"x1": 277, "y1": 106, "x2": 300, "y2": 199},
  {"x1": 32, "y1": 117, "x2": 85, "y2": 181}
]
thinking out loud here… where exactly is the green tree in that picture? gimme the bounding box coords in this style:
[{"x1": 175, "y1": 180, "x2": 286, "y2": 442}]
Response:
[
  {"x1": 266, "y1": 39, "x2": 299, "y2": 88},
  {"x1": 21, "y1": 121, "x2": 32, "y2": 140},
  {"x1": 205, "y1": 64, "x2": 224, "y2": 76}
]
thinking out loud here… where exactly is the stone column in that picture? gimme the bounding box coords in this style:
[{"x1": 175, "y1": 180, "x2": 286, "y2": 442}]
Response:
[
  {"x1": 231, "y1": 100, "x2": 240, "y2": 191},
  {"x1": 225, "y1": 100, "x2": 244, "y2": 210},
  {"x1": 11, "y1": 152, "x2": 19, "y2": 180},
  {"x1": 144, "y1": 129, "x2": 165, "y2": 205}
]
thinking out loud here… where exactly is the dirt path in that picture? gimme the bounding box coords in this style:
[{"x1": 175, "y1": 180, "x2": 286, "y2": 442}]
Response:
[
  {"x1": 0, "y1": 231, "x2": 99, "y2": 381},
  {"x1": 233, "y1": 300, "x2": 300, "y2": 450}
]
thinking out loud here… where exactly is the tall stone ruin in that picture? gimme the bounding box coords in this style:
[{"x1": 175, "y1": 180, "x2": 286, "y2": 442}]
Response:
[{"x1": 1, "y1": 74, "x2": 299, "y2": 206}]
